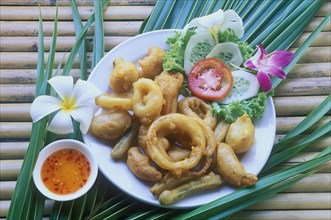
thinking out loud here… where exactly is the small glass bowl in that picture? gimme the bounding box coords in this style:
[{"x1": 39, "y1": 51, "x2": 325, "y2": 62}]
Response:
[{"x1": 33, "y1": 139, "x2": 98, "y2": 201}]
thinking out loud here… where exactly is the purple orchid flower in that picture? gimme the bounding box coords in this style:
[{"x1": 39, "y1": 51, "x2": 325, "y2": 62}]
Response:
[{"x1": 244, "y1": 44, "x2": 294, "y2": 92}]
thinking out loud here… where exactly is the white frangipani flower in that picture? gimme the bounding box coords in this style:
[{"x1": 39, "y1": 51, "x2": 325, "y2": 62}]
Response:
[
  {"x1": 182, "y1": 9, "x2": 244, "y2": 41},
  {"x1": 30, "y1": 76, "x2": 102, "y2": 134}
]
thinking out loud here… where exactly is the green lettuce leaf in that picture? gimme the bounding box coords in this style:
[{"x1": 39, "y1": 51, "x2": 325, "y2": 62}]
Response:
[
  {"x1": 163, "y1": 30, "x2": 195, "y2": 74},
  {"x1": 218, "y1": 29, "x2": 254, "y2": 62},
  {"x1": 212, "y1": 92, "x2": 267, "y2": 123}
]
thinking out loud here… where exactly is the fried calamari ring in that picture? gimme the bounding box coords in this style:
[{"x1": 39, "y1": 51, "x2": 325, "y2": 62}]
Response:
[
  {"x1": 178, "y1": 97, "x2": 217, "y2": 129},
  {"x1": 146, "y1": 113, "x2": 206, "y2": 177},
  {"x1": 186, "y1": 117, "x2": 216, "y2": 177},
  {"x1": 132, "y1": 78, "x2": 164, "y2": 125}
]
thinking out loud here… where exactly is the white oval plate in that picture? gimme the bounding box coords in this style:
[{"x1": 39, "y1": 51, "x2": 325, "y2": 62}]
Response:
[{"x1": 83, "y1": 29, "x2": 276, "y2": 209}]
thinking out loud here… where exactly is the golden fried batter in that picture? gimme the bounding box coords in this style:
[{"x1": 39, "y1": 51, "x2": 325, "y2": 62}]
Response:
[
  {"x1": 90, "y1": 108, "x2": 133, "y2": 140},
  {"x1": 138, "y1": 46, "x2": 164, "y2": 79},
  {"x1": 225, "y1": 114, "x2": 255, "y2": 153},
  {"x1": 216, "y1": 143, "x2": 257, "y2": 187},
  {"x1": 214, "y1": 121, "x2": 230, "y2": 144},
  {"x1": 155, "y1": 71, "x2": 184, "y2": 115},
  {"x1": 127, "y1": 147, "x2": 162, "y2": 182},
  {"x1": 158, "y1": 172, "x2": 221, "y2": 205},
  {"x1": 132, "y1": 78, "x2": 164, "y2": 125},
  {"x1": 110, "y1": 57, "x2": 139, "y2": 93},
  {"x1": 178, "y1": 97, "x2": 217, "y2": 129}
]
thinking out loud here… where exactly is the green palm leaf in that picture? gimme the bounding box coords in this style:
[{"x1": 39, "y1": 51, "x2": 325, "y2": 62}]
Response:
[
  {"x1": 7, "y1": 4, "x2": 59, "y2": 219},
  {"x1": 71, "y1": 0, "x2": 88, "y2": 80}
]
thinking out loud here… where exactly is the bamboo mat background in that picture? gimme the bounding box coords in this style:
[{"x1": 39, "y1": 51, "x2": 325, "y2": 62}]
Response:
[{"x1": 0, "y1": 1, "x2": 330, "y2": 219}]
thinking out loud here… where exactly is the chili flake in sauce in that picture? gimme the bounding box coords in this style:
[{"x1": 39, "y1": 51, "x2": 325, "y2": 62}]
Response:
[{"x1": 41, "y1": 149, "x2": 91, "y2": 195}]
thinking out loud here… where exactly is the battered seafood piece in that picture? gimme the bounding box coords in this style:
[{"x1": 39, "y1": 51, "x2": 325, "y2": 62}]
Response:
[
  {"x1": 225, "y1": 114, "x2": 255, "y2": 153},
  {"x1": 127, "y1": 147, "x2": 162, "y2": 182},
  {"x1": 178, "y1": 97, "x2": 217, "y2": 129},
  {"x1": 167, "y1": 145, "x2": 191, "y2": 162},
  {"x1": 155, "y1": 71, "x2": 184, "y2": 115},
  {"x1": 110, "y1": 57, "x2": 139, "y2": 93},
  {"x1": 146, "y1": 113, "x2": 206, "y2": 177},
  {"x1": 90, "y1": 108, "x2": 133, "y2": 140},
  {"x1": 138, "y1": 46, "x2": 164, "y2": 79},
  {"x1": 158, "y1": 172, "x2": 222, "y2": 205},
  {"x1": 96, "y1": 93, "x2": 133, "y2": 110},
  {"x1": 214, "y1": 121, "x2": 230, "y2": 144},
  {"x1": 111, "y1": 119, "x2": 139, "y2": 159},
  {"x1": 216, "y1": 143, "x2": 257, "y2": 187},
  {"x1": 150, "y1": 172, "x2": 195, "y2": 196},
  {"x1": 132, "y1": 78, "x2": 164, "y2": 125},
  {"x1": 138, "y1": 124, "x2": 149, "y2": 153}
]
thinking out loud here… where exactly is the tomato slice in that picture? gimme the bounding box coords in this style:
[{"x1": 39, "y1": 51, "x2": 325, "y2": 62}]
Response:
[{"x1": 187, "y1": 58, "x2": 233, "y2": 100}]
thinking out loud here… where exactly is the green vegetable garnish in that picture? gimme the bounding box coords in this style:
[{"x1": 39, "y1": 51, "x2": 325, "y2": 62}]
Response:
[
  {"x1": 163, "y1": 30, "x2": 195, "y2": 74},
  {"x1": 218, "y1": 29, "x2": 254, "y2": 62},
  {"x1": 212, "y1": 92, "x2": 267, "y2": 123}
]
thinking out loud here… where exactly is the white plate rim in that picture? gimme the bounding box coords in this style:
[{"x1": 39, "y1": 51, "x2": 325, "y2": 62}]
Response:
[{"x1": 83, "y1": 29, "x2": 276, "y2": 209}]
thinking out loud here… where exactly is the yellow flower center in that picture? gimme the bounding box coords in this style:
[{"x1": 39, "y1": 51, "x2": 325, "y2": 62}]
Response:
[{"x1": 60, "y1": 97, "x2": 76, "y2": 112}]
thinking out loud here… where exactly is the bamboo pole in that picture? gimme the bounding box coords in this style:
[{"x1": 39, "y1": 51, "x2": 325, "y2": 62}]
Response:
[
  {"x1": 273, "y1": 96, "x2": 327, "y2": 116},
  {"x1": 274, "y1": 135, "x2": 330, "y2": 152},
  {"x1": 292, "y1": 31, "x2": 330, "y2": 47},
  {"x1": 0, "y1": 17, "x2": 328, "y2": 37},
  {"x1": 0, "y1": 6, "x2": 153, "y2": 21},
  {"x1": 276, "y1": 116, "x2": 330, "y2": 134},
  {"x1": 288, "y1": 63, "x2": 331, "y2": 79},
  {"x1": 0, "y1": 0, "x2": 156, "y2": 6},
  {"x1": 0, "y1": 142, "x2": 28, "y2": 159},
  {"x1": 0, "y1": 62, "x2": 329, "y2": 85},
  {"x1": 229, "y1": 210, "x2": 331, "y2": 220},
  {"x1": 0, "y1": 21, "x2": 142, "y2": 37},
  {"x1": 0, "y1": 69, "x2": 82, "y2": 84},
  {"x1": 0, "y1": 84, "x2": 35, "y2": 102},
  {"x1": 274, "y1": 77, "x2": 331, "y2": 97},
  {"x1": 0, "y1": 104, "x2": 31, "y2": 122},
  {"x1": 1, "y1": 32, "x2": 329, "y2": 53},
  {"x1": 289, "y1": 46, "x2": 331, "y2": 63},
  {"x1": 0, "y1": 160, "x2": 23, "y2": 181},
  {"x1": 248, "y1": 193, "x2": 331, "y2": 210},
  {"x1": 1, "y1": 78, "x2": 330, "y2": 103},
  {"x1": 0, "y1": 122, "x2": 32, "y2": 139},
  {"x1": 0, "y1": 200, "x2": 54, "y2": 218},
  {"x1": 0, "y1": 36, "x2": 130, "y2": 52},
  {"x1": 1, "y1": 48, "x2": 329, "y2": 69}
]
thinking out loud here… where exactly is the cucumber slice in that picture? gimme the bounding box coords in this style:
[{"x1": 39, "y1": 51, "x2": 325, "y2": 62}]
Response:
[
  {"x1": 217, "y1": 70, "x2": 259, "y2": 104},
  {"x1": 206, "y1": 42, "x2": 243, "y2": 67},
  {"x1": 184, "y1": 32, "x2": 216, "y2": 74}
]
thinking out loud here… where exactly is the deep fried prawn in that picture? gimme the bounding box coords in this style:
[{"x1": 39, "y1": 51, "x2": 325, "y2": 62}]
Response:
[
  {"x1": 155, "y1": 71, "x2": 184, "y2": 115},
  {"x1": 127, "y1": 147, "x2": 162, "y2": 182},
  {"x1": 138, "y1": 46, "x2": 164, "y2": 79},
  {"x1": 216, "y1": 143, "x2": 257, "y2": 187},
  {"x1": 110, "y1": 57, "x2": 139, "y2": 93}
]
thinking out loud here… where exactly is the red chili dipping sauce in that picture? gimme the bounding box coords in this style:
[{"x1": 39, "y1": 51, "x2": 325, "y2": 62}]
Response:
[{"x1": 41, "y1": 149, "x2": 91, "y2": 195}]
